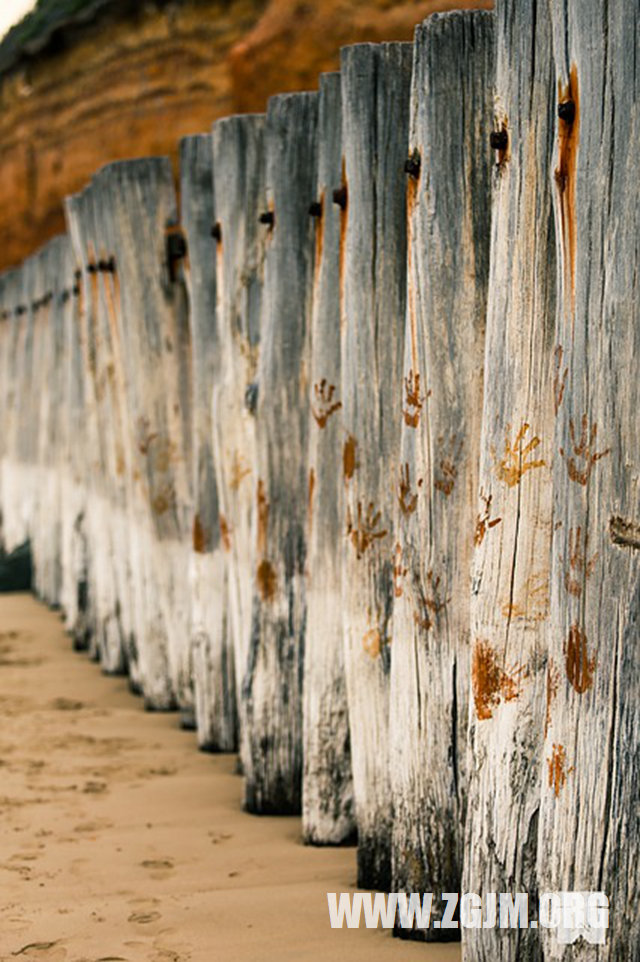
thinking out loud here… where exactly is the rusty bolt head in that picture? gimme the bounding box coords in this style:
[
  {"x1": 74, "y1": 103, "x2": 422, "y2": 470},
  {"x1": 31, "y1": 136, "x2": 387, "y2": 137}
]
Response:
[
  {"x1": 73, "y1": 284, "x2": 80, "y2": 297},
  {"x1": 404, "y1": 152, "x2": 421, "y2": 178},
  {"x1": 558, "y1": 100, "x2": 576, "y2": 125},
  {"x1": 308, "y1": 201, "x2": 322, "y2": 218},
  {"x1": 332, "y1": 185, "x2": 347, "y2": 210},
  {"x1": 259, "y1": 211, "x2": 275, "y2": 227},
  {"x1": 87, "y1": 262, "x2": 97, "y2": 274},
  {"x1": 166, "y1": 231, "x2": 187, "y2": 260},
  {"x1": 211, "y1": 221, "x2": 222, "y2": 241},
  {"x1": 490, "y1": 129, "x2": 509, "y2": 152}
]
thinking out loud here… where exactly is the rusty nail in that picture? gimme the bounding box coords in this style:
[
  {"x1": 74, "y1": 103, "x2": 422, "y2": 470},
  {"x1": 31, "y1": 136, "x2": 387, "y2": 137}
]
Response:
[
  {"x1": 308, "y1": 201, "x2": 322, "y2": 218},
  {"x1": 558, "y1": 100, "x2": 576, "y2": 125},
  {"x1": 490, "y1": 129, "x2": 508, "y2": 151},
  {"x1": 166, "y1": 231, "x2": 187, "y2": 261},
  {"x1": 211, "y1": 221, "x2": 222, "y2": 241},
  {"x1": 166, "y1": 230, "x2": 187, "y2": 282},
  {"x1": 259, "y1": 211, "x2": 274, "y2": 227},
  {"x1": 332, "y1": 186, "x2": 347, "y2": 210},
  {"x1": 404, "y1": 151, "x2": 421, "y2": 178}
]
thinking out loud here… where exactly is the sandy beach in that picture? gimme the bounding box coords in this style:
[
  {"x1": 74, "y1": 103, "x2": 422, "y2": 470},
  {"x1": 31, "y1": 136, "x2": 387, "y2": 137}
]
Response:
[{"x1": 0, "y1": 593, "x2": 461, "y2": 962}]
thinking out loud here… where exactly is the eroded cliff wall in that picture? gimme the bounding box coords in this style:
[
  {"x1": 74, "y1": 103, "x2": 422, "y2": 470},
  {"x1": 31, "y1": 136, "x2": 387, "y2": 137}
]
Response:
[{"x1": 0, "y1": 0, "x2": 491, "y2": 271}]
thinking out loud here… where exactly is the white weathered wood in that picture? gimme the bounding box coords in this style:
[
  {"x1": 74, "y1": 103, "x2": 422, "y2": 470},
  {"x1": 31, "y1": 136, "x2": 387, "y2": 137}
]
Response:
[
  {"x1": 31, "y1": 237, "x2": 67, "y2": 606},
  {"x1": 340, "y1": 41, "x2": 413, "y2": 889},
  {"x1": 90, "y1": 159, "x2": 193, "y2": 708},
  {"x1": 243, "y1": 91, "x2": 318, "y2": 813},
  {"x1": 0, "y1": 267, "x2": 31, "y2": 555},
  {"x1": 211, "y1": 113, "x2": 266, "y2": 771},
  {"x1": 463, "y1": 1, "x2": 558, "y2": 958},
  {"x1": 302, "y1": 71, "x2": 355, "y2": 845},
  {"x1": 57, "y1": 239, "x2": 92, "y2": 647},
  {"x1": 66, "y1": 185, "x2": 128, "y2": 673},
  {"x1": 180, "y1": 133, "x2": 237, "y2": 749},
  {"x1": 538, "y1": 3, "x2": 640, "y2": 958},
  {"x1": 389, "y1": 10, "x2": 494, "y2": 938}
]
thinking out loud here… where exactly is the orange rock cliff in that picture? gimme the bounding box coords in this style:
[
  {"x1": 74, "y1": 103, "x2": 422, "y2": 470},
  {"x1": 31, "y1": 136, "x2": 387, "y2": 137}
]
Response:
[{"x1": 0, "y1": 0, "x2": 491, "y2": 272}]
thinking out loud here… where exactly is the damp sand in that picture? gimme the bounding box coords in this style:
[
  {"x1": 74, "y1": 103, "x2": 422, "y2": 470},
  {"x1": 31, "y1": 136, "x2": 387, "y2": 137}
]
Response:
[{"x1": 0, "y1": 593, "x2": 460, "y2": 962}]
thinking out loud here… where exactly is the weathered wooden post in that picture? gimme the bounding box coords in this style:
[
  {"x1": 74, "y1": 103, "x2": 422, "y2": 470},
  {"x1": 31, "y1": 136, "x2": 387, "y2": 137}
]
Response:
[
  {"x1": 243, "y1": 91, "x2": 318, "y2": 813},
  {"x1": 11, "y1": 258, "x2": 38, "y2": 556},
  {"x1": 211, "y1": 112, "x2": 266, "y2": 769},
  {"x1": 90, "y1": 158, "x2": 193, "y2": 709},
  {"x1": 180, "y1": 133, "x2": 237, "y2": 749},
  {"x1": 340, "y1": 41, "x2": 413, "y2": 889},
  {"x1": 389, "y1": 10, "x2": 494, "y2": 937},
  {"x1": 56, "y1": 237, "x2": 91, "y2": 647},
  {"x1": 463, "y1": 1, "x2": 558, "y2": 959},
  {"x1": 0, "y1": 270, "x2": 21, "y2": 549},
  {"x1": 302, "y1": 71, "x2": 355, "y2": 845},
  {"x1": 0, "y1": 267, "x2": 29, "y2": 555},
  {"x1": 32, "y1": 237, "x2": 67, "y2": 606},
  {"x1": 538, "y1": 3, "x2": 640, "y2": 957},
  {"x1": 66, "y1": 184, "x2": 128, "y2": 674}
]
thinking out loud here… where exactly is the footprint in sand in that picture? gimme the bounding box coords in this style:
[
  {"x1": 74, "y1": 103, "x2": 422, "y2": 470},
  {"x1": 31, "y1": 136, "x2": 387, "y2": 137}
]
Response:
[
  {"x1": 208, "y1": 831, "x2": 232, "y2": 845},
  {"x1": 138, "y1": 766, "x2": 177, "y2": 779},
  {"x1": 49, "y1": 698, "x2": 85, "y2": 711},
  {"x1": 140, "y1": 859, "x2": 174, "y2": 880},
  {"x1": 128, "y1": 910, "x2": 162, "y2": 924},
  {"x1": 11, "y1": 941, "x2": 67, "y2": 961},
  {"x1": 73, "y1": 819, "x2": 113, "y2": 836},
  {"x1": 82, "y1": 780, "x2": 108, "y2": 795}
]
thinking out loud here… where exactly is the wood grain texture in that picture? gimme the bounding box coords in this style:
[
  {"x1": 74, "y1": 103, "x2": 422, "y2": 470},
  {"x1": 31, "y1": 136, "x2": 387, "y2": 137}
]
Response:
[
  {"x1": 340, "y1": 41, "x2": 413, "y2": 889},
  {"x1": 30, "y1": 236, "x2": 67, "y2": 607},
  {"x1": 389, "y1": 10, "x2": 494, "y2": 938},
  {"x1": 88, "y1": 158, "x2": 193, "y2": 709},
  {"x1": 66, "y1": 183, "x2": 129, "y2": 675},
  {"x1": 302, "y1": 71, "x2": 355, "y2": 845},
  {"x1": 180, "y1": 133, "x2": 237, "y2": 750},
  {"x1": 56, "y1": 238, "x2": 92, "y2": 649},
  {"x1": 463, "y1": 1, "x2": 557, "y2": 959},
  {"x1": 243, "y1": 91, "x2": 318, "y2": 813},
  {"x1": 538, "y1": 3, "x2": 640, "y2": 958},
  {"x1": 211, "y1": 113, "x2": 266, "y2": 771}
]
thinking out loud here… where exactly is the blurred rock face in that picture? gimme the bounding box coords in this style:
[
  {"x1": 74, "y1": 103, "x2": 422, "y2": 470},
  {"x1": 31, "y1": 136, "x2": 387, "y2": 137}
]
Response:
[{"x1": 0, "y1": 0, "x2": 490, "y2": 271}]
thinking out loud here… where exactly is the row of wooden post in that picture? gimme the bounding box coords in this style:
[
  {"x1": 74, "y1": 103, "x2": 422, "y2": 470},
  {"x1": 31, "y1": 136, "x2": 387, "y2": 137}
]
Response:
[{"x1": 0, "y1": 3, "x2": 637, "y2": 957}]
